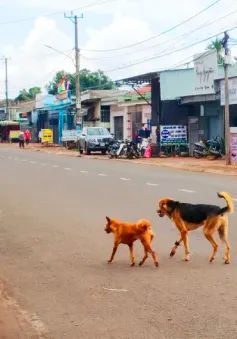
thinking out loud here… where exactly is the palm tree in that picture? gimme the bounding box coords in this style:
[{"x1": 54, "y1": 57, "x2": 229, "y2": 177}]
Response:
[{"x1": 206, "y1": 37, "x2": 224, "y2": 65}]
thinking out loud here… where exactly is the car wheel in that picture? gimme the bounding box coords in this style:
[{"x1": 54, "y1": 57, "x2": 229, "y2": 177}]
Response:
[
  {"x1": 85, "y1": 143, "x2": 91, "y2": 155},
  {"x1": 102, "y1": 150, "x2": 106, "y2": 155}
]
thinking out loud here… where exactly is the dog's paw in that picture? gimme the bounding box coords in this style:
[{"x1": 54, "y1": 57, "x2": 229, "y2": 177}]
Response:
[
  {"x1": 170, "y1": 250, "x2": 176, "y2": 257},
  {"x1": 182, "y1": 257, "x2": 190, "y2": 262},
  {"x1": 155, "y1": 262, "x2": 159, "y2": 267},
  {"x1": 107, "y1": 260, "x2": 112, "y2": 263},
  {"x1": 138, "y1": 262, "x2": 143, "y2": 266},
  {"x1": 209, "y1": 256, "x2": 215, "y2": 263},
  {"x1": 130, "y1": 263, "x2": 135, "y2": 267}
]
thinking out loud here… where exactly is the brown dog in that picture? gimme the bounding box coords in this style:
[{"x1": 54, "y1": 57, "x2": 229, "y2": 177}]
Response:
[
  {"x1": 157, "y1": 192, "x2": 233, "y2": 264},
  {"x1": 104, "y1": 217, "x2": 159, "y2": 267}
]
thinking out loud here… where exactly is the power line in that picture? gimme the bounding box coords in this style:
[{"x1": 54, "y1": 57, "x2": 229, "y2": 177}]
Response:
[
  {"x1": 0, "y1": 0, "x2": 114, "y2": 26},
  {"x1": 104, "y1": 24, "x2": 237, "y2": 73},
  {"x1": 82, "y1": 1, "x2": 237, "y2": 60},
  {"x1": 81, "y1": 0, "x2": 222, "y2": 52}
]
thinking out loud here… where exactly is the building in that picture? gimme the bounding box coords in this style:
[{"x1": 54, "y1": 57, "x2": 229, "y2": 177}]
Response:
[
  {"x1": 0, "y1": 102, "x2": 19, "y2": 120},
  {"x1": 80, "y1": 90, "x2": 127, "y2": 132},
  {"x1": 111, "y1": 86, "x2": 152, "y2": 140},
  {"x1": 159, "y1": 53, "x2": 237, "y2": 154}
]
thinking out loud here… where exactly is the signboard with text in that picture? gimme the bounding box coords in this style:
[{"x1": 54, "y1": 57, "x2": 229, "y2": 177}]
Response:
[
  {"x1": 220, "y1": 77, "x2": 237, "y2": 106},
  {"x1": 160, "y1": 125, "x2": 187, "y2": 145},
  {"x1": 41, "y1": 129, "x2": 53, "y2": 144},
  {"x1": 194, "y1": 50, "x2": 217, "y2": 95}
]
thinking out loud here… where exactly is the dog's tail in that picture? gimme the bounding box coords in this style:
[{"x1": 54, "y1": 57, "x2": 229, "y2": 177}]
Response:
[
  {"x1": 136, "y1": 219, "x2": 152, "y2": 232},
  {"x1": 217, "y1": 192, "x2": 234, "y2": 214}
]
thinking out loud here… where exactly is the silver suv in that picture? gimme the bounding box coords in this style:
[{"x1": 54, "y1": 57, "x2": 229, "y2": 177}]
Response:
[{"x1": 78, "y1": 127, "x2": 113, "y2": 155}]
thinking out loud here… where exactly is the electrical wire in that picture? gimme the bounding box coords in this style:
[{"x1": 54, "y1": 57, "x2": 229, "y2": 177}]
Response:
[
  {"x1": 81, "y1": 0, "x2": 222, "y2": 52},
  {"x1": 82, "y1": 0, "x2": 237, "y2": 60},
  {"x1": 0, "y1": 0, "x2": 115, "y2": 25},
  {"x1": 104, "y1": 24, "x2": 237, "y2": 73}
]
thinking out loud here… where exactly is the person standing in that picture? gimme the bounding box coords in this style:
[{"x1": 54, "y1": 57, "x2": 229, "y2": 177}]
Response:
[
  {"x1": 24, "y1": 129, "x2": 31, "y2": 145},
  {"x1": 19, "y1": 131, "x2": 25, "y2": 149}
]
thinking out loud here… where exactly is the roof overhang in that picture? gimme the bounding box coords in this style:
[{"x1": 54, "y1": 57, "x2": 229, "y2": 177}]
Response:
[
  {"x1": 116, "y1": 72, "x2": 159, "y2": 84},
  {"x1": 179, "y1": 93, "x2": 220, "y2": 104}
]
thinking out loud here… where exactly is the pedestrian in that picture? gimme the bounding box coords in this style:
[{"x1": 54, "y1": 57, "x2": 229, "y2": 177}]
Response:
[
  {"x1": 24, "y1": 129, "x2": 31, "y2": 145},
  {"x1": 38, "y1": 130, "x2": 42, "y2": 143},
  {"x1": 19, "y1": 131, "x2": 25, "y2": 149},
  {"x1": 77, "y1": 138, "x2": 83, "y2": 157}
]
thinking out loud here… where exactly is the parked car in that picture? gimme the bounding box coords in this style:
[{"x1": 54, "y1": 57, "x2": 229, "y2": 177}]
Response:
[{"x1": 77, "y1": 127, "x2": 113, "y2": 155}]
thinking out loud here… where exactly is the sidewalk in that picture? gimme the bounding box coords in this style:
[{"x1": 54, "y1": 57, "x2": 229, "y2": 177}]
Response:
[
  {"x1": 0, "y1": 282, "x2": 39, "y2": 338},
  {"x1": 2, "y1": 143, "x2": 237, "y2": 176}
]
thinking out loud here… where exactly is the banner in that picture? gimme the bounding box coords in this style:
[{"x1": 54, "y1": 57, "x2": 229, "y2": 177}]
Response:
[
  {"x1": 193, "y1": 50, "x2": 217, "y2": 95},
  {"x1": 230, "y1": 127, "x2": 237, "y2": 163},
  {"x1": 160, "y1": 125, "x2": 187, "y2": 145}
]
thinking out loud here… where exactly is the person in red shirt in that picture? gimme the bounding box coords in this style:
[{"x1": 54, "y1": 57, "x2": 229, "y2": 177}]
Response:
[{"x1": 24, "y1": 129, "x2": 31, "y2": 145}]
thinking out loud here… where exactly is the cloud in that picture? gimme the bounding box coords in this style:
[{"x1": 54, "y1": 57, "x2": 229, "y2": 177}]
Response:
[
  {"x1": 0, "y1": 17, "x2": 77, "y2": 98},
  {"x1": 1, "y1": 0, "x2": 237, "y2": 99}
]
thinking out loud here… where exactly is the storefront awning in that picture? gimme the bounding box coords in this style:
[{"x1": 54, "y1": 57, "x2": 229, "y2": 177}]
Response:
[{"x1": 0, "y1": 120, "x2": 20, "y2": 126}]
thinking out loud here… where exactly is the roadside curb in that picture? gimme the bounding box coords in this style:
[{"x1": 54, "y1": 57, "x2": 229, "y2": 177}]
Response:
[
  {"x1": 4, "y1": 145, "x2": 237, "y2": 176},
  {"x1": 87, "y1": 155, "x2": 237, "y2": 176},
  {"x1": 0, "y1": 281, "x2": 45, "y2": 338}
]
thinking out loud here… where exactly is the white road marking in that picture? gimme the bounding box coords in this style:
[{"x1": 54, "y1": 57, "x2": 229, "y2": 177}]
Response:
[
  {"x1": 120, "y1": 177, "x2": 130, "y2": 181},
  {"x1": 98, "y1": 173, "x2": 107, "y2": 176},
  {"x1": 52, "y1": 165, "x2": 59, "y2": 168},
  {"x1": 233, "y1": 198, "x2": 237, "y2": 202},
  {"x1": 21, "y1": 159, "x2": 27, "y2": 162},
  {"x1": 30, "y1": 161, "x2": 36, "y2": 164},
  {"x1": 8, "y1": 156, "x2": 12, "y2": 159},
  {"x1": 102, "y1": 287, "x2": 128, "y2": 292},
  {"x1": 0, "y1": 155, "x2": 4, "y2": 157},
  {"x1": 178, "y1": 189, "x2": 196, "y2": 193},
  {"x1": 64, "y1": 167, "x2": 71, "y2": 171},
  {"x1": 14, "y1": 158, "x2": 18, "y2": 160},
  {"x1": 80, "y1": 170, "x2": 88, "y2": 173},
  {"x1": 41, "y1": 163, "x2": 46, "y2": 166},
  {"x1": 147, "y1": 183, "x2": 159, "y2": 186}
]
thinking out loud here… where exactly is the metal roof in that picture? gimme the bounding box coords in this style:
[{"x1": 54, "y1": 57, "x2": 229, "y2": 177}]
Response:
[{"x1": 116, "y1": 72, "x2": 159, "y2": 84}]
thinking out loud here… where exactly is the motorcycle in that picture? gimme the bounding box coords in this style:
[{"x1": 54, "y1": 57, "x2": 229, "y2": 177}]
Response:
[
  {"x1": 193, "y1": 137, "x2": 224, "y2": 159},
  {"x1": 126, "y1": 140, "x2": 141, "y2": 159},
  {"x1": 108, "y1": 139, "x2": 123, "y2": 159},
  {"x1": 108, "y1": 139, "x2": 141, "y2": 159}
]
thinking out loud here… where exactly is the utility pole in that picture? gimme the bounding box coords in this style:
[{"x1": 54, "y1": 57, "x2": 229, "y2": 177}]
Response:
[
  {"x1": 221, "y1": 31, "x2": 231, "y2": 165},
  {"x1": 2, "y1": 57, "x2": 10, "y2": 120},
  {"x1": 64, "y1": 12, "x2": 83, "y2": 127}
]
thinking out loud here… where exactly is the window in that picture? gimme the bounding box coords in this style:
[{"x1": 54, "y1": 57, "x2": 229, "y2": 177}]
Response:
[
  {"x1": 87, "y1": 128, "x2": 110, "y2": 136},
  {"x1": 101, "y1": 106, "x2": 110, "y2": 123}
]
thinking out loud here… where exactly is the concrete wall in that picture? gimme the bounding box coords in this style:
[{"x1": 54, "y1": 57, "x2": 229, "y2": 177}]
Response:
[{"x1": 160, "y1": 64, "x2": 237, "y2": 101}]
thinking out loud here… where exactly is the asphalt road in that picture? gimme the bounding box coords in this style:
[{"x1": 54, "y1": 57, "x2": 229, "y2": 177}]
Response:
[{"x1": 0, "y1": 146, "x2": 237, "y2": 339}]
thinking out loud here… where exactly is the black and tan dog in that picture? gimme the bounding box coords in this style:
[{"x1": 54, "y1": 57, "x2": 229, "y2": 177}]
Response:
[{"x1": 157, "y1": 192, "x2": 233, "y2": 264}]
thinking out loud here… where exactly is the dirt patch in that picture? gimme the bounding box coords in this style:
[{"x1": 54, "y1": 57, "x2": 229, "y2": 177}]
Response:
[{"x1": 0, "y1": 281, "x2": 46, "y2": 338}]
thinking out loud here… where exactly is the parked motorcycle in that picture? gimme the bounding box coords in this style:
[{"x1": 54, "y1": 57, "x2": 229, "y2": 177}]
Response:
[
  {"x1": 193, "y1": 137, "x2": 224, "y2": 159},
  {"x1": 108, "y1": 139, "x2": 141, "y2": 159},
  {"x1": 108, "y1": 139, "x2": 123, "y2": 159}
]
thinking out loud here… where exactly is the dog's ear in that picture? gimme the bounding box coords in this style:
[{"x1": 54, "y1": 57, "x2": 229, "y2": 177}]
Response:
[
  {"x1": 167, "y1": 200, "x2": 179, "y2": 212},
  {"x1": 106, "y1": 216, "x2": 111, "y2": 223}
]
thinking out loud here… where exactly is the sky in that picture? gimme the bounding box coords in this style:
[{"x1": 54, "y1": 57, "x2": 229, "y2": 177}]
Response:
[{"x1": 0, "y1": 0, "x2": 237, "y2": 99}]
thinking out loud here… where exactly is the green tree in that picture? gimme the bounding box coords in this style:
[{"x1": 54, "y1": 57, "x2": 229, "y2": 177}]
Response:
[
  {"x1": 206, "y1": 38, "x2": 224, "y2": 65},
  {"x1": 15, "y1": 87, "x2": 41, "y2": 101},
  {"x1": 46, "y1": 69, "x2": 115, "y2": 95}
]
